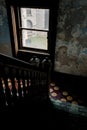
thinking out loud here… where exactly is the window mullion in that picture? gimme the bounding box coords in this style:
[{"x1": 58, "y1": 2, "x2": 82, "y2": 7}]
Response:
[{"x1": 19, "y1": 27, "x2": 48, "y2": 32}]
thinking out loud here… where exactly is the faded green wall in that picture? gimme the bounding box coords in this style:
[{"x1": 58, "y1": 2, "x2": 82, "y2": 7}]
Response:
[
  {"x1": 0, "y1": 0, "x2": 12, "y2": 56},
  {"x1": 54, "y1": 0, "x2": 87, "y2": 76}
]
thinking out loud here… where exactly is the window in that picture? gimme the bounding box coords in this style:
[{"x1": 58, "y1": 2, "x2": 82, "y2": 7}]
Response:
[
  {"x1": 26, "y1": 9, "x2": 32, "y2": 16},
  {"x1": 6, "y1": 0, "x2": 58, "y2": 63},
  {"x1": 20, "y1": 8, "x2": 49, "y2": 50}
]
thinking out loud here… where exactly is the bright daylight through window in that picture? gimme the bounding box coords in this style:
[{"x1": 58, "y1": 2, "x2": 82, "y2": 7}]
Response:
[{"x1": 20, "y1": 8, "x2": 49, "y2": 50}]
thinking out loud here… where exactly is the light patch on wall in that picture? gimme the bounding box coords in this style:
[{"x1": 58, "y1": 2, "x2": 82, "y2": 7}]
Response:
[{"x1": 54, "y1": 0, "x2": 87, "y2": 76}]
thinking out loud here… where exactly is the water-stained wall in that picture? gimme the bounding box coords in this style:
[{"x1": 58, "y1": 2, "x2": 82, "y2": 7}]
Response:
[
  {"x1": 54, "y1": 0, "x2": 87, "y2": 76},
  {"x1": 0, "y1": 0, "x2": 87, "y2": 76},
  {"x1": 0, "y1": 0, "x2": 12, "y2": 56}
]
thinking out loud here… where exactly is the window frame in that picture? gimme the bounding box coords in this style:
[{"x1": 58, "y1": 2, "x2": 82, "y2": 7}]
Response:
[
  {"x1": 6, "y1": 0, "x2": 58, "y2": 66},
  {"x1": 18, "y1": 7, "x2": 50, "y2": 52}
]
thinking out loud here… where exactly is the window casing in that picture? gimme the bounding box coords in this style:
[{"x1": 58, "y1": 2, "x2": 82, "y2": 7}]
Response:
[{"x1": 6, "y1": 0, "x2": 58, "y2": 64}]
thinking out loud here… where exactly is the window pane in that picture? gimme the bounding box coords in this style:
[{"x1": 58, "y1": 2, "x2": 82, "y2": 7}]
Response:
[
  {"x1": 22, "y1": 30, "x2": 48, "y2": 50},
  {"x1": 21, "y1": 8, "x2": 49, "y2": 30}
]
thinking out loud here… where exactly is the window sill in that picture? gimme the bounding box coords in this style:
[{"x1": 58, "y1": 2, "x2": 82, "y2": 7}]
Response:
[{"x1": 18, "y1": 49, "x2": 50, "y2": 56}]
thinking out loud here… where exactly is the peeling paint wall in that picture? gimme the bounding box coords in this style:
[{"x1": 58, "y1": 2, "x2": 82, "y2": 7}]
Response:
[
  {"x1": 54, "y1": 0, "x2": 87, "y2": 76},
  {"x1": 0, "y1": 0, "x2": 12, "y2": 56}
]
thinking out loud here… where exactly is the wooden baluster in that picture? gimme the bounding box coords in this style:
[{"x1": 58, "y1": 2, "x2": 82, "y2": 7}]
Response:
[
  {"x1": 28, "y1": 79, "x2": 31, "y2": 87},
  {"x1": 1, "y1": 77, "x2": 8, "y2": 107},
  {"x1": 28, "y1": 71, "x2": 31, "y2": 94},
  {"x1": 4, "y1": 66, "x2": 11, "y2": 107},
  {"x1": 24, "y1": 70, "x2": 28, "y2": 96},
  {"x1": 39, "y1": 71, "x2": 43, "y2": 95},
  {"x1": 0, "y1": 64, "x2": 8, "y2": 109},
  {"x1": 33, "y1": 70, "x2": 37, "y2": 96},
  {"x1": 35, "y1": 71, "x2": 40, "y2": 96},
  {"x1": 13, "y1": 68, "x2": 21, "y2": 99},
  {"x1": 25, "y1": 79, "x2": 28, "y2": 92},
  {"x1": 0, "y1": 77, "x2": 2, "y2": 109},
  {"x1": 27, "y1": 70, "x2": 32, "y2": 100},
  {"x1": 7, "y1": 78, "x2": 13, "y2": 96},
  {"x1": 42, "y1": 72, "x2": 48, "y2": 96},
  {"x1": 18, "y1": 69, "x2": 24, "y2": 99},
  {"x1": 7, "y1": 78, "x2": 14, "y2": 106},
  {"x1": 34, "y1": 70, "x2": 37, "y2": 97},
  {"x1": 10, "y1": 76, "x2": 15, "y2": 105},
  {"x1": 0, "y1": 64, "x2": 3, "y2": 110},
  {"x1": 11, "y1": 67, "x2": 18, "y2": 105},
  {"x1": 20, "y1": 78, "x2": 24, "y2": 97},
  {"x1": 41, "y1": 72, "x2": 47, "y2": 88},
  {"x1": 31, "y1": 70, "x2": 36, "y2": 97},
  {"x1": 0, "y1": 78, "x2": 6, "y2": 108},
  {"x1": 14, "y1": 77, "x2": 19, "y2": 97},
  {"x1": 22, "y1": 70, "x2": 26, "y2": 97},
  {"x1": 31, "y1": 70, "x2": 34, "y2": 88},
  {"x1": 35, "y1": 71, "x2": 40, "y2": 97},
  {"x1": 36, "y1": 71, "x2": 39, "y2": 87}
]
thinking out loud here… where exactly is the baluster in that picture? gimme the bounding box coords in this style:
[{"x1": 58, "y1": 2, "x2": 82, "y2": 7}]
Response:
[
  {"x1": 34, "y1": 70, "x2": 37, "y2": 88},
  {"x1": 1, "y1": 77, "x2": 8, "y2": 107},
  {"x1": 42, "y1": 73, "x2": 48, "y2": 95},
  {"x1": 0, "y1": 78, "x2": 6, "y2": 108},
  {"x1": 31, "y1": 70, "x2": 34, "y2": 87},
  {"x1": 0, "y1": 77, "x2": 2, "y2": 109},
  {"x1": 36, "y1": 71, "x2": 40, "y2": 86},
  {"x1": 41, "y1": 72, "x2": 47, "y2": 88},
  {"x1": 4, "y1": 66, "x2": 11, "y2": 107},
  {"x1": 25, "y1": 79, "x2": 28, "y2": 89},
  {"x1": 39, "y1": 72, "x2": 43, "y2": 94},
  {"x1": 7, "y1": 78, "x2": 14, "y2": 106},
  {"x1": 24, "y1": 70, "x2": 28, "y2": 95},
  {"x1": 31, "y1": 70, "x2": 36, "y2": 96},
  {"x1": 0, "y1": 65, "x2": 7, "y2": 110},
  {"x1": 36, "y1": 71, "x2": 40, "y2": 87},
  {"x1": 14, "y1": 77, "x2": 19, "y2": 97},
  {"x1": 10, "y1": 68, "x2": 21, "y2": 106},
  {"x1": 28, "y1": 79, "x2": 31, "y2": 87},
  {"x1": 28, "y1": 70, "x2": 31, "y2": 86},
  {"x1": 20, "y1": 78, "x2": 24, "y2": 97},
  {"x1": 8, "y1": 66, "x2": 17, "y2": 106},
  {"x1": 0, "y1": 64, "x2": 7, "y2": 108},
  {"x1": 27, "y1": 70, "x2": 32, "y2": 97},
  {"x1": 8, "y1": 78, "x2": 13, "y2": 96},
  {"x1": 10, "y1": 77, "x2": 15, "y2": 105},
  {"x1": 36, "y1": 71, "x2": 40, "y2": 96},
  {"x1": 18, "y1": 69, "x2": 25, "y2": 99},
  {"x1": 0, "y1": 64, "x2": 3, "y2": 110},
  {"x1": 33, "y1": 70, "x2": 37, "y2": 95}
]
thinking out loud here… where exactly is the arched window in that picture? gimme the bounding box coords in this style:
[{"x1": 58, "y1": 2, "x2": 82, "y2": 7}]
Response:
[{"x1": 27, "y1": 20, "x2": 32, "y2": 28}]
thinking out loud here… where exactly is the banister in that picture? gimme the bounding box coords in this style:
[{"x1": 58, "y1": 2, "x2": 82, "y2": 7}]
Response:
[{"x1": 0, "y1": 53, "x2": 52, "y2": 112}]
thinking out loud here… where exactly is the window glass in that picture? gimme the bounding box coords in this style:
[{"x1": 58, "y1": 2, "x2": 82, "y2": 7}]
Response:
[
  {"x1": 21, "y1": 8, "x2": 49, "y2": 30},
  {"x1": 22, "y1": 30, "x2": 48, "y2": 50},
  {"x1": 20, "y1": 8, "x2": 49, "y2": 50}
]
